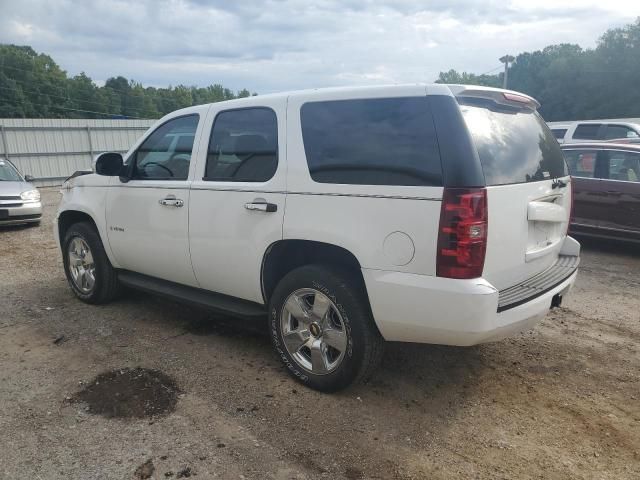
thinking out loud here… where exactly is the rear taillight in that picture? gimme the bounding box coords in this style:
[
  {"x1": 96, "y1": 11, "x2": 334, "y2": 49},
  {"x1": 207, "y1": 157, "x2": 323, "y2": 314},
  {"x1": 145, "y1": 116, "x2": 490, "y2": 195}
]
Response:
[{"x1": 437, "y1": 187, "x2": 488, "y2": 279}]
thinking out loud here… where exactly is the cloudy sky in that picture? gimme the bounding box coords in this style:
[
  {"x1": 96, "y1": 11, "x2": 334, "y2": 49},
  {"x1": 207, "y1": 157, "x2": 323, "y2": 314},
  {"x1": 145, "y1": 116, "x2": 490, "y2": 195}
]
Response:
[{"x1": 1, "y1": 0, "x2": 639, "y2": 93}]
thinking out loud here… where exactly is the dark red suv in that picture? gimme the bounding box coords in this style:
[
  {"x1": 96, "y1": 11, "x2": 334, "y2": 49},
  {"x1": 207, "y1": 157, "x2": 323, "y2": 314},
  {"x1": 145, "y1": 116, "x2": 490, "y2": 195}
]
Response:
[{"x1": 562, "y1": 143, "x2": 640, "y2": 242}]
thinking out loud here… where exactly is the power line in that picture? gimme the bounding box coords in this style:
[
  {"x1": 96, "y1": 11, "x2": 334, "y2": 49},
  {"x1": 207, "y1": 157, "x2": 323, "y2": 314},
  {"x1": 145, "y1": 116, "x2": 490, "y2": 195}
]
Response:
[
  {"x1": 479, "y1": 65, "x2": 503, "y2": 76},
  {"x1": 0, "y1": 62, "x2": 239, "y2": 99},
  {"x1": 0, "y1": 63, "x2": 155, "y2": 99},
  {"x1": 0, "y1": 82, "x2": 149, "y2": 117},
  {"x1": 0, "y1": 85, "x2": 144, "y2": 118},
  {"x1": 0, "y1": 80, "x2": 148, "y2": 116}
]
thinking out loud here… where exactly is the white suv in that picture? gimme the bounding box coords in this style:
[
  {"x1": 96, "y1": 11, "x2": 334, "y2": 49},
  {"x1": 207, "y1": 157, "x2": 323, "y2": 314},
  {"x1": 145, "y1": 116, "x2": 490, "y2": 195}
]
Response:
[
  {"x1": 548, "y1": 120, "x2": 640, "y2": 144},
  {"x1": 55, "y1": 84, "x2": 580, "y2": 391}
]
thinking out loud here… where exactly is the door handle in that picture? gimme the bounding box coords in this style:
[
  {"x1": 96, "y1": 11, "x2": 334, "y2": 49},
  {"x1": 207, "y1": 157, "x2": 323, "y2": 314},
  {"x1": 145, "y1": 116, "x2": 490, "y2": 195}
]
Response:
[
  {"x1": 159, "y1": 195, "x2": 184, "y2": 207},
  {"x1": 245, "y1": 201, "x2": 277, "y2": 213}
]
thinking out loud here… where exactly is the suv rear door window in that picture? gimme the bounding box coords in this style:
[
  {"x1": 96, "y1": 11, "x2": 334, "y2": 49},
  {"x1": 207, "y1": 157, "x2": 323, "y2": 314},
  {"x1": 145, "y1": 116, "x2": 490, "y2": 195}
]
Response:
[
  {"x1": 573, "y1": 124, "x2": 602, "y2": 140},
  {"x1": 460, "y1": 98, "x2": 567, "y2": 185},
  {"x1": 563, "y1": 149, "x2": 598, "y2": 178},
  {"x1": 300, "y1": 97, "x2": 442, "y2": 186},
  {"x1": 205, "y1": 108, "x2": 278, "y2": 182}
]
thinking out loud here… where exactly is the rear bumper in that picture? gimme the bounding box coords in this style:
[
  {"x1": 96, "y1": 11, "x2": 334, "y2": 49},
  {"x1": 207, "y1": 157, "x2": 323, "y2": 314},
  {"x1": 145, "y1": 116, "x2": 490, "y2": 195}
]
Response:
[
  {"x1": 0, "y1": 202, "x2": 42, "y2": 225},
  {"x1": 363, "y1": 254, "x2": 579, "y2": 346}
]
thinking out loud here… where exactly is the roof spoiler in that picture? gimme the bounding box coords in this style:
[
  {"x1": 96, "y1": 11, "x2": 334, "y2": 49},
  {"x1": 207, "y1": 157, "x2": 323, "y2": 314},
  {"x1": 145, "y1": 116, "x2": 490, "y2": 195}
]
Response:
[{"x1": 446, "y1": 85, "x2": 540, "y2": 111}]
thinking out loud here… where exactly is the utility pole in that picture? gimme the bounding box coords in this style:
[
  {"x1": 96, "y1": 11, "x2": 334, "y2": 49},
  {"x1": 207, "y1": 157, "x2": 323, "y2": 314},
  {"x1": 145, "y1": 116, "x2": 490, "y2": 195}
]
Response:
[{"x1": 499, "y1": 55, "x2": 515, "y2": 89}]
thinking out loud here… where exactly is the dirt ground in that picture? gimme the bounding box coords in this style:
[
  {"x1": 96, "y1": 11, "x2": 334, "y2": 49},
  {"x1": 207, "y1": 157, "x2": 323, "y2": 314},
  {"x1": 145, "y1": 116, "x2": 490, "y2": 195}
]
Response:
[{"x1": 1, "y1": 188, "x2": 639, "y2": 480}]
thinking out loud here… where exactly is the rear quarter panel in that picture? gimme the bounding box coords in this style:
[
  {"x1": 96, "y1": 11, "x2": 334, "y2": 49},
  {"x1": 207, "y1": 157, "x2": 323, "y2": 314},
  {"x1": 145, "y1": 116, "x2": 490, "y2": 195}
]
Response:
[{"x1": 284, "y1": 87, "x2": 443, "y2": 275}]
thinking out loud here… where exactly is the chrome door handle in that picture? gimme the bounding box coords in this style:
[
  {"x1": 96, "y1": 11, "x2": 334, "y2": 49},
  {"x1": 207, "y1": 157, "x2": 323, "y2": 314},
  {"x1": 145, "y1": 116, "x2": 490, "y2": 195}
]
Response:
[
  {"x1": 159, "y1": 196, "x2": 184, "y2": 207},
  {"x1": 244, "y1": 202, "x2": 277, "y2": 213}
]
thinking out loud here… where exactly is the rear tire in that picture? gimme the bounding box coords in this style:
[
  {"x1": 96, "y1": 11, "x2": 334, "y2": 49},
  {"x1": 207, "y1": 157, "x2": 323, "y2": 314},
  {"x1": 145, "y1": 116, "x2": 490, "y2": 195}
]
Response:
[
  {"x1": 269, "y1": 264, "x2": 384, "y2": 392},
  {"x1": 62, "y1": 222, "x2": 120, "y2": 304}
]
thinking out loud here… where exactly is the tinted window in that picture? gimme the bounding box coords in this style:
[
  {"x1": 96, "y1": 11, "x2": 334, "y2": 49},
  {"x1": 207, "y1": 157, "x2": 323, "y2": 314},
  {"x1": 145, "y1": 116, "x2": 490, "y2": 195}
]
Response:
[
  {"x1": 460, "y1": 99, "x2": 567, "y2": 185},
  {"x1": 563, "y1": 149, "x2": 598, "y2": 178},
  {"x1": 573, "y1": 124, "x2": 602, "y2": 140},
  {"x1": 0, "y1": 159, "x2": 22, "y2": 181},
  {"x1": 205, "y1": 108, "x2": 278, "y2": 182},
  {"x1": 551, "y1": 128, "x2": 567, "y2": 140},
  {"x1": 132, "y1": 115, "x2": 199, "y2": 180},
  {"x1": 300, "y1": 97, "x2": 442, "y2": 186},
  {"x1": 607, "y1": 150, "x2": 640, "y2": 182},
  {"x1": 604, "y1": 125, "x2": 640, "y2": 140}
]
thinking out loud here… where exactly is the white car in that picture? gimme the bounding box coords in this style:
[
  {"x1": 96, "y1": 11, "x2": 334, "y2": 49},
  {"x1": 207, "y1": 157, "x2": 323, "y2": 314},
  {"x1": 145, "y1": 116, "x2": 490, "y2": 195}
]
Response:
[
  {"x1": 55, "y1": 84, "x2": 580, "y2": 391},
  {"x1": 548, "y1": 120, "x2": 640, "y2": 144},
  {"x1": 0, "y1": 158, "x2": 42, "y2": 226}
]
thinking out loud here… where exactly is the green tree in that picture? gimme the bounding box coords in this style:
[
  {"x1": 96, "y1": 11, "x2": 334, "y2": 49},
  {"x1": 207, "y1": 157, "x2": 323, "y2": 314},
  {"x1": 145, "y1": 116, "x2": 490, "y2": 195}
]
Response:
[
  {"x1": 435, "y1": 17, "x2": 640, "y2": 121},
  {"x1": 0, "y1": 44, "x2": 70, "y2": 117},
  {"x1": 436, "y1": 69, "x2": 500, "y2": 88}
]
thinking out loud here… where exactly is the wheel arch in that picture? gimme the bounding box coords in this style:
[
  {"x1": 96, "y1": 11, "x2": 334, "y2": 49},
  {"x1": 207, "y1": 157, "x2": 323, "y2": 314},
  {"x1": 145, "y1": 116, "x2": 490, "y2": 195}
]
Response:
[
  {"x1": 57, "y1": 208, "x2": 119, "y2": 266},
  {"x1": 261, "y1": 239, "x2": 367, "y2": 305},
  {"x1": 58, "y1": 209, "x2": 99, "y2": 244}
]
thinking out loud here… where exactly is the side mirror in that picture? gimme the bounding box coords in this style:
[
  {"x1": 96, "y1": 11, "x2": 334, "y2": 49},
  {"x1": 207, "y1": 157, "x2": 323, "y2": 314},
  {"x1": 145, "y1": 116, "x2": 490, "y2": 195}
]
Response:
[
  {"x1": 95, "y1": 152, "x2": 124, "y2": 176},
  {"x1": 24, "y1": 174, "x2": 35, "y2": 182}
]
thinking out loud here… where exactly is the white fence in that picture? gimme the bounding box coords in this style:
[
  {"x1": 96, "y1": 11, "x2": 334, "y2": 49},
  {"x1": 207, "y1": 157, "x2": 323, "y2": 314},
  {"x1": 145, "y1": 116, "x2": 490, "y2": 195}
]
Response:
[{"x1": 0, "y1": 118, "x2": 155, "y2": 186}]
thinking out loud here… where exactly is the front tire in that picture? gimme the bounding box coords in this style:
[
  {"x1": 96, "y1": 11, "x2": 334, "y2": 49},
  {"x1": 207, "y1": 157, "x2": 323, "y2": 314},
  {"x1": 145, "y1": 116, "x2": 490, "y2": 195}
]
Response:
[
  {"x1": 62, "y1": 222, "x2": 120, "y2": 304},
  {"x1": 269, "y1": 264, "x2": 384, "y2": 392}
]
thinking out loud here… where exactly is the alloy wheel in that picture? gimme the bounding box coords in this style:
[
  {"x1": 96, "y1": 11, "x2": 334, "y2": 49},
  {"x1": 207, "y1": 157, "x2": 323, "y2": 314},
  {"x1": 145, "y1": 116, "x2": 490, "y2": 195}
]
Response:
[
  {"x1": 280, "y1": 288, "x2": 348, "y2": 375},
  {"x1": 67, "y1": 237, "x2": 96, "y2": 294}
]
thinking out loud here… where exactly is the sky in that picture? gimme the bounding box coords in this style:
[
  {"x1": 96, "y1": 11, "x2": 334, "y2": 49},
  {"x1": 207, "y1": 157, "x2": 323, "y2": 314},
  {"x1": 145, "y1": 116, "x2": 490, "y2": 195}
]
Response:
[{"x1": 1, "y1": 0, "x2": 640, "y2": 94}]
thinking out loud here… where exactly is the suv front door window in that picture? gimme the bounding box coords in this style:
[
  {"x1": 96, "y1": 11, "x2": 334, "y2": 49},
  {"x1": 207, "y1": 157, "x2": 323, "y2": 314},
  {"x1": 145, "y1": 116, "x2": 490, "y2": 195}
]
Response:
[{"x1": 131, "y1": 115, "x2": 198, "y2": 180}]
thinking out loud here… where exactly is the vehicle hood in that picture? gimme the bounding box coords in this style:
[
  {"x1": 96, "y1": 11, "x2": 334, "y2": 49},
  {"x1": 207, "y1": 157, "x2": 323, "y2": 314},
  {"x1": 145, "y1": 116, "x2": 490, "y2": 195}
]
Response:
[{"x1": 0, "y1": 181, "x2": 36, "y2": 196}]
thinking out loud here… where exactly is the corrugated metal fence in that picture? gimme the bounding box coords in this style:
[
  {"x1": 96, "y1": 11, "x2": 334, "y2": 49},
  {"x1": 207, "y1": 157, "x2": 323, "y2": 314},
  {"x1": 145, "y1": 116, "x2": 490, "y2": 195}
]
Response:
[{"x1": 0, "y1": 118, "x2": 155, "y2": 186}]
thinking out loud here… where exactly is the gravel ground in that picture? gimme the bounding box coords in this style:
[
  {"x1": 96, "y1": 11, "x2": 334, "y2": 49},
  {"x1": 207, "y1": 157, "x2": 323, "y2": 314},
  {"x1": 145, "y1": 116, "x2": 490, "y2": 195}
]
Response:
[{"x1": 1, "y1": 188, "x2": 639, "y2": 479}]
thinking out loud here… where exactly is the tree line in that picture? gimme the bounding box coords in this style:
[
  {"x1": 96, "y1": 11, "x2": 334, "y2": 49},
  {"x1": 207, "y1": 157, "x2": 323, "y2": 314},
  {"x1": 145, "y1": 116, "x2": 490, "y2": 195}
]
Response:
[
  {"x1": 0, "y1": 45, "x2": 254, "y2": 119},
  {"x1": 437, "y1": 18, "x2": 640, "y2": 121}
]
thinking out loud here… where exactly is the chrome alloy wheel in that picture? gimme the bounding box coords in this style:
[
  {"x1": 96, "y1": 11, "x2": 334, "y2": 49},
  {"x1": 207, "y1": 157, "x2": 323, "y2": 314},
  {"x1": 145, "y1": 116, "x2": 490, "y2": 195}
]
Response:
[
  {"x1": 280, "y1": 288, "x2": 348, "y2": 375},
  {"x1": 67, "y1": 237, "x2": 96, "y2": 294}
]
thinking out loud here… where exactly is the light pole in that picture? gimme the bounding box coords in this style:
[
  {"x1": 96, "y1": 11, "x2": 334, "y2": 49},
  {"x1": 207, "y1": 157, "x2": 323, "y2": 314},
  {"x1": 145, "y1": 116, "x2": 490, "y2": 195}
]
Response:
[{"x1": 499, "y1": 55, "x2": 515, "y2": 89}]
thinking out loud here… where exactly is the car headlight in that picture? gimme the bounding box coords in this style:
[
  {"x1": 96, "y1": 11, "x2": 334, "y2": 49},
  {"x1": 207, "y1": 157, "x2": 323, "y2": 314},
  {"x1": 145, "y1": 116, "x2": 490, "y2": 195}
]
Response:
[{"x1": 20, "y1": 189, "x2": 41, "y2": 201}]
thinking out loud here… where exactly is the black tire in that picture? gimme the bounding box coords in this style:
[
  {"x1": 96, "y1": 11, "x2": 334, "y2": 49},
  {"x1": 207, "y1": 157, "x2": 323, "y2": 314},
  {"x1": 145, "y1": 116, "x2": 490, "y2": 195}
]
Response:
[
  {"x1": 269, "y1": 264, "x2": 384, "y2": 392},
  {"x1": 62, "y1": 222, "x2": 120, "y2": 304}
]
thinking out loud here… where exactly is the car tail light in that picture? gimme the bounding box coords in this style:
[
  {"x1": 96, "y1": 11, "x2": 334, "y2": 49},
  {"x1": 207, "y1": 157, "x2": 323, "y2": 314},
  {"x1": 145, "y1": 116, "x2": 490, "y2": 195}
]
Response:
[{"x1": 437, "y1": 188, "x2": 488, "y2": 279}]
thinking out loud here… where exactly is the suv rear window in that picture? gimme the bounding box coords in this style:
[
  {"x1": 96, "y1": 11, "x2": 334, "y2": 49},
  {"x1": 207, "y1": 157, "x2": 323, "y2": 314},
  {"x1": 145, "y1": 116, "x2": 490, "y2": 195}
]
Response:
[
  {"x1": 300, "y1": 97, "x2": 442, "y2": 186},
  {"x1": 460, "y1": 98, "x2": 567, "y2": 185}
]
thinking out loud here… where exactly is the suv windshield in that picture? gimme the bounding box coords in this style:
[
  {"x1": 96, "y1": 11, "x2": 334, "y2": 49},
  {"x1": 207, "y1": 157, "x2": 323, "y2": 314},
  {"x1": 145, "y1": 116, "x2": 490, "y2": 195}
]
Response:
[
  {"x1": 0, "y1": 159, "x2": 22, "y2": 181},
  {"x1": 460, "y1": 98, "x2": 567, "y2": 185}
]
